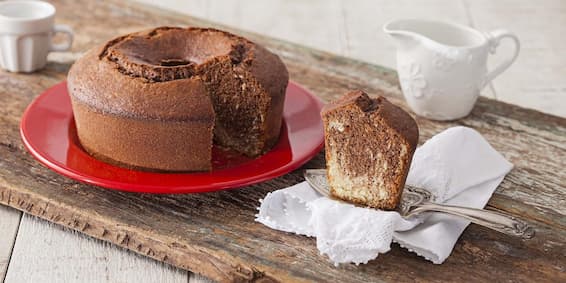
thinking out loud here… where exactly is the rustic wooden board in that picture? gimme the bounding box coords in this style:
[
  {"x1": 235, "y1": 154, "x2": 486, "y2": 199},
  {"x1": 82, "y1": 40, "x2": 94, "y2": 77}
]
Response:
[{"x1": 0, "y1": 0, "x2": 565, "y2": 282}]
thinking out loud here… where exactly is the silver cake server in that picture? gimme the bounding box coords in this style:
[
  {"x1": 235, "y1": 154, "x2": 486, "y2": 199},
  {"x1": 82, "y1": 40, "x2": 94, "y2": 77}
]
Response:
[{"x1": 304, "y1": 169, "x2": 535, "y2": 239}]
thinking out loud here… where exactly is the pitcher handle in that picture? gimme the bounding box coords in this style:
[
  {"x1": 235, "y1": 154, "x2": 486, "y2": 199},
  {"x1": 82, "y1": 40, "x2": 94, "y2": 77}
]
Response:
[{"x1": 483, "y1": 29, "x2": 520, "y2": 87}]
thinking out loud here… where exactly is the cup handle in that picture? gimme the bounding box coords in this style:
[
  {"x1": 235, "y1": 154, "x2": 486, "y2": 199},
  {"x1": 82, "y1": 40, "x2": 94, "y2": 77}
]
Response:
[
  {"x1": 483, "y1": 29, "x2": 520, "y2": 87},
  {"x1": 49, "y1": 24, "x2": 74, "y2": 52}
]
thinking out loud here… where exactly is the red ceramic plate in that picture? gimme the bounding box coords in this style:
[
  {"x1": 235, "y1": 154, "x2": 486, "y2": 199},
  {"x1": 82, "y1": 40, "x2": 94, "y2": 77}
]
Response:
[{"x1": 20, "y1": 81, "x2": 324, "y2": 193}]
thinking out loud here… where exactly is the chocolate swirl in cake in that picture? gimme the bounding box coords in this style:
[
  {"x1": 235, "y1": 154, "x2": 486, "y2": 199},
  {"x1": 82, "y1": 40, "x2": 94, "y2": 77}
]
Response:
[{"x1": 322, "y1": 90, "x2": 419, "y2": 210}]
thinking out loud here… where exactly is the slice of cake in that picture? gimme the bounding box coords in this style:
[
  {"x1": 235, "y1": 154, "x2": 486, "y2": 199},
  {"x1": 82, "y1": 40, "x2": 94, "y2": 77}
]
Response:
[{"x1": 321, "y1": 90, "x2": 419, "y2": 210}]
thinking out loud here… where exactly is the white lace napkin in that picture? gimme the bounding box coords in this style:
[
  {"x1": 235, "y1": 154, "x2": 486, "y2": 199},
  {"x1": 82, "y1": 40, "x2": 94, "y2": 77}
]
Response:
[{"x1": 256, "y1": 126, "x2": 513, "y2": 265}]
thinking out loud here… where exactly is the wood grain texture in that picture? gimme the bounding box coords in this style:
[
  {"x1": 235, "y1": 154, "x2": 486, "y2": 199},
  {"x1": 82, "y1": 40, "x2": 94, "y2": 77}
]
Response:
[
  {"x1": 0, "y1": 206, "x2": 21, "y2": 281},
  {"x1": 0, "y1": 0, "x2": 565, "y2": 282},
  {"x1": 4, "y1": 214, "x2": 187, "y2": 283}
]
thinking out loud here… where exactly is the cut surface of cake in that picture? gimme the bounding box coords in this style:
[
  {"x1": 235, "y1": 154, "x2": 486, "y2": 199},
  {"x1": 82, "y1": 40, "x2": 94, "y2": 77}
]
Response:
[{"x1": 321, "y1": 90, "x2": 419, "y2": 210}]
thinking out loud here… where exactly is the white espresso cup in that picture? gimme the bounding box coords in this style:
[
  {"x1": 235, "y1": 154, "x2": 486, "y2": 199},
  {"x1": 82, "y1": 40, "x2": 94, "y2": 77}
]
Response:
[{"x1": 0, "y1": 0, "x2": 73, "y2": 73}]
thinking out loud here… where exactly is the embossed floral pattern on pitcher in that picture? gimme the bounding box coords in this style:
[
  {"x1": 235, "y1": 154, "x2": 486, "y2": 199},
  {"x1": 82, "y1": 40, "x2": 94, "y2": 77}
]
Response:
[
  {"x1": 432, "y1": 52, "x2": 455, "y2": 71},
  {"x1": 399, "y1": 63, "x2": 427, "y2": 99},
  {"x1": 432, "y1": 48, "x2": 472, "y2": 72}
]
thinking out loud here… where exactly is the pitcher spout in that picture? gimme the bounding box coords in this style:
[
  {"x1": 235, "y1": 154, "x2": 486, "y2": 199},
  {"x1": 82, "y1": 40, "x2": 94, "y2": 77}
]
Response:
[{"x1": 383, "y1": 19, "x2": 421, "y2": 49}]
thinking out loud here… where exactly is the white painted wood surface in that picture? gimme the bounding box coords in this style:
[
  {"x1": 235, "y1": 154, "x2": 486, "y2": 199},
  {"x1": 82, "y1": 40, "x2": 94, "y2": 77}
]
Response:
[
  {"x1": 4, "y1": 214, "x2": 188, "y2": 283},
  {"x1": 1, "y1": 0, "x2": 565, "y2": 282},
  {"x1": 0, "y1": 206, "x2": 20, "y2": 281}
]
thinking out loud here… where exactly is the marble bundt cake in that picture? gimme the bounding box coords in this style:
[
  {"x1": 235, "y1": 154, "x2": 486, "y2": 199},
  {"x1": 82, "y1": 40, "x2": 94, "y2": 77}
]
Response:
[{"x1": 67, "y1": 27, "x2": 289, "y2": 171}]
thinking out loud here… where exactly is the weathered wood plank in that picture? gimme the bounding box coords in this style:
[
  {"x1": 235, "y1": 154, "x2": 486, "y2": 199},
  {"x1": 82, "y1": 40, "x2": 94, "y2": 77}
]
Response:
[
  {"x1": 0, "y1": 0, "x2": 564, "y2": 282},
  {"x1": 4, "y1": 214, "x2": 187, "y2": 283},
  {"x1": 0, "y1": 146, "x2": 564, "y2": 282},
  {"x1": 0, "y1": 206, "x2": 21, "y2": 281}
]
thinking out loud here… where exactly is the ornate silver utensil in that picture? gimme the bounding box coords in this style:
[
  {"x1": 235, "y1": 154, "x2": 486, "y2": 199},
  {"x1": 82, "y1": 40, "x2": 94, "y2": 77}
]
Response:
[{"x1": 304, "y1": 169, "x2": 534, "y2": 239}]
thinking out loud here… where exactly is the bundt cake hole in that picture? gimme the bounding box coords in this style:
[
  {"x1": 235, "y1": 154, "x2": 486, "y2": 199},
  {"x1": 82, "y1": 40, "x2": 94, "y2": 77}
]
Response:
[
  {"x1": 160, "y1": 58, "x2": 194, "y2": 66},
  {"x1": 99, "y1": 28, "x2": 248, "y2": 82}
]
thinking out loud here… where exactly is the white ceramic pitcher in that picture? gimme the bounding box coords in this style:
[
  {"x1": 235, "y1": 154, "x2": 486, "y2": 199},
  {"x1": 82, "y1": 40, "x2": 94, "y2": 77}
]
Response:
[{"x1": 384, "y1": 19, "x2": 520, "y2": 120}]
